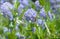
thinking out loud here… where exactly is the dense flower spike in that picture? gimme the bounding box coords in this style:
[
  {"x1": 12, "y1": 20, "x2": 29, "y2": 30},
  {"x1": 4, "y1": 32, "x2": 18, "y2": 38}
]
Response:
[
  {"x1": 48, "y1": 11, "x2": 54, "y2": 20},
  {"x1": 35, "y1": 0, "x2": 40, "y2": 7},
  {"x1": 35, "y1": 0, "x2": 41, "y2": 11},
  {"x1": 0, "y1": 2, "x2": 13, "y2": 21},
  {"x1": 50, "y1": 0, "x2": 56, "y2": 12},
  {"x1": 40, "y1": 8, "x2": 46, "y2": 18},
  {"x1": 24, "y1": 8, "x2": 37, "y2": 22},
  {"x1": 50, "y1": 0, "x2": 60, "y2": 13}
]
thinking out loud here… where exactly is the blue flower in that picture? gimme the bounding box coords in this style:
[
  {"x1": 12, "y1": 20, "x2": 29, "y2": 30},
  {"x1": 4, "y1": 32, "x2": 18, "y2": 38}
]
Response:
[
  {"x1": 16, "y1": 32, "x2": 20, "y2": 37},
  {"x1": 19, "y1": 0, "x2": 29, "y2": 6},
  {"x1": 35, "y1": 0, "x2": 40, "y2": 7},
  {"x1": 24, "y1": 8, "x2": 37, "y2": 22},
  {"x1": 15, "y1": 23, "x2": 20, "y2": 30},
  {"x1": 40, "y1": 8, "x2": 46, "y2": 18},
  {"x1": 48, "y1": 11, "x2": 54, "y2": 20},
  {"x1": 0, "y1": 2, "x2": 13, "y2": 21},
  {"x1": 3, "y1": 27, "x2": 8, "y2": 33},
  {"x1": 37, "y1": 19, "x2": 45, "y2": 29},
  {"x1": 18, "y1": 4, "x2": 25, "y2": 15},
  {"x1": 37, "y1": 19, "x2": 43, "y2": 25},
  {"x1": 32, "y1": 27, "x2": 36, "y2": 33},
  {"x1": 35, "y1": 0, "x2": 41, "y2": 11}
]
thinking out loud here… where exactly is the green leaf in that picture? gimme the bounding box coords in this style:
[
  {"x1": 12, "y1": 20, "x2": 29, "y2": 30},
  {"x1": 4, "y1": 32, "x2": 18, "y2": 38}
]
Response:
[
  {"x1": 39, "y1": 0, "x2": 50, "y2": 12},
  {"x1": 30, "y1": 2, "x2": 36, "y2": 9},
  {"x1": 14, "y1": 0, "x2": 20, "y2": 9},
  {"x1": 44, "y1": 0, "x2": 50, "y2": 13},
  {"x1": 39, "y1": 0, "x2": 45, "y2": 6},
  {"x1": 8, "y1": 31, "x2": 17, "y2": 39}
]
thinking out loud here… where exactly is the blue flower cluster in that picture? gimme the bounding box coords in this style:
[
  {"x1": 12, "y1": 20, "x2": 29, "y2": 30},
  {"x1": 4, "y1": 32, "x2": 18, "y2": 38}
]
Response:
[
  {"x1": 0, "y1": 2, "x2": 13, "y2": 21},
  {"x1": 24, "y1": 8, "x2": 37, "y2": 22},
  {"x1": 0, "y1": 0, "x2": 58, "y2": 39}
]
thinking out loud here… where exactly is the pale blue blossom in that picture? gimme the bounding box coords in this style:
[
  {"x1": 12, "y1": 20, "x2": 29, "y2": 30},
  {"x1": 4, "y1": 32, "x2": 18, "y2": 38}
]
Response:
[
  {"x1": 35, "y1": 0, "x2": 41, "y2": 11},
  {"x1": 18, "y1": 4, "x2": 25, "y2": 15},
  {"x1": 8, "y1": 29, "x2": 12, "y2": 32},
  {"x1": 32, "y1": 27, "x2": 36, "y2": 33},
  {"x1": 19, "y1": 0, "x2": 29, "y2": 6},
  {"x1": 37, "y1": 19, "x2": 43, "y2": 25},
  {"x1": 3, "y1": 27, "x2": 8, "y2": 33},
  {"x1": 48, "y1": 11, "x2": 54, "y2": 20},
  {"x1": 0, "y1": 2, "x2": 13, "y2": 21},
  {"x1": 37, "y1": 19, "x2": 45, "y2": 29},
  {"x1": 35, "y1": 0, "x2": 40, "y2": 7},
  {"x1": 40, "y1": 8, "x2": 46, "y2": 18},
  {"x1": 15, "y1": 23, "x2": 19, "y2": 30},
  {"x1": 16, "y1": 32, "x2": 20, "y2": 37},
  {"x1": 24, "y1": 8, "x2": 37, "y2": 21}
]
